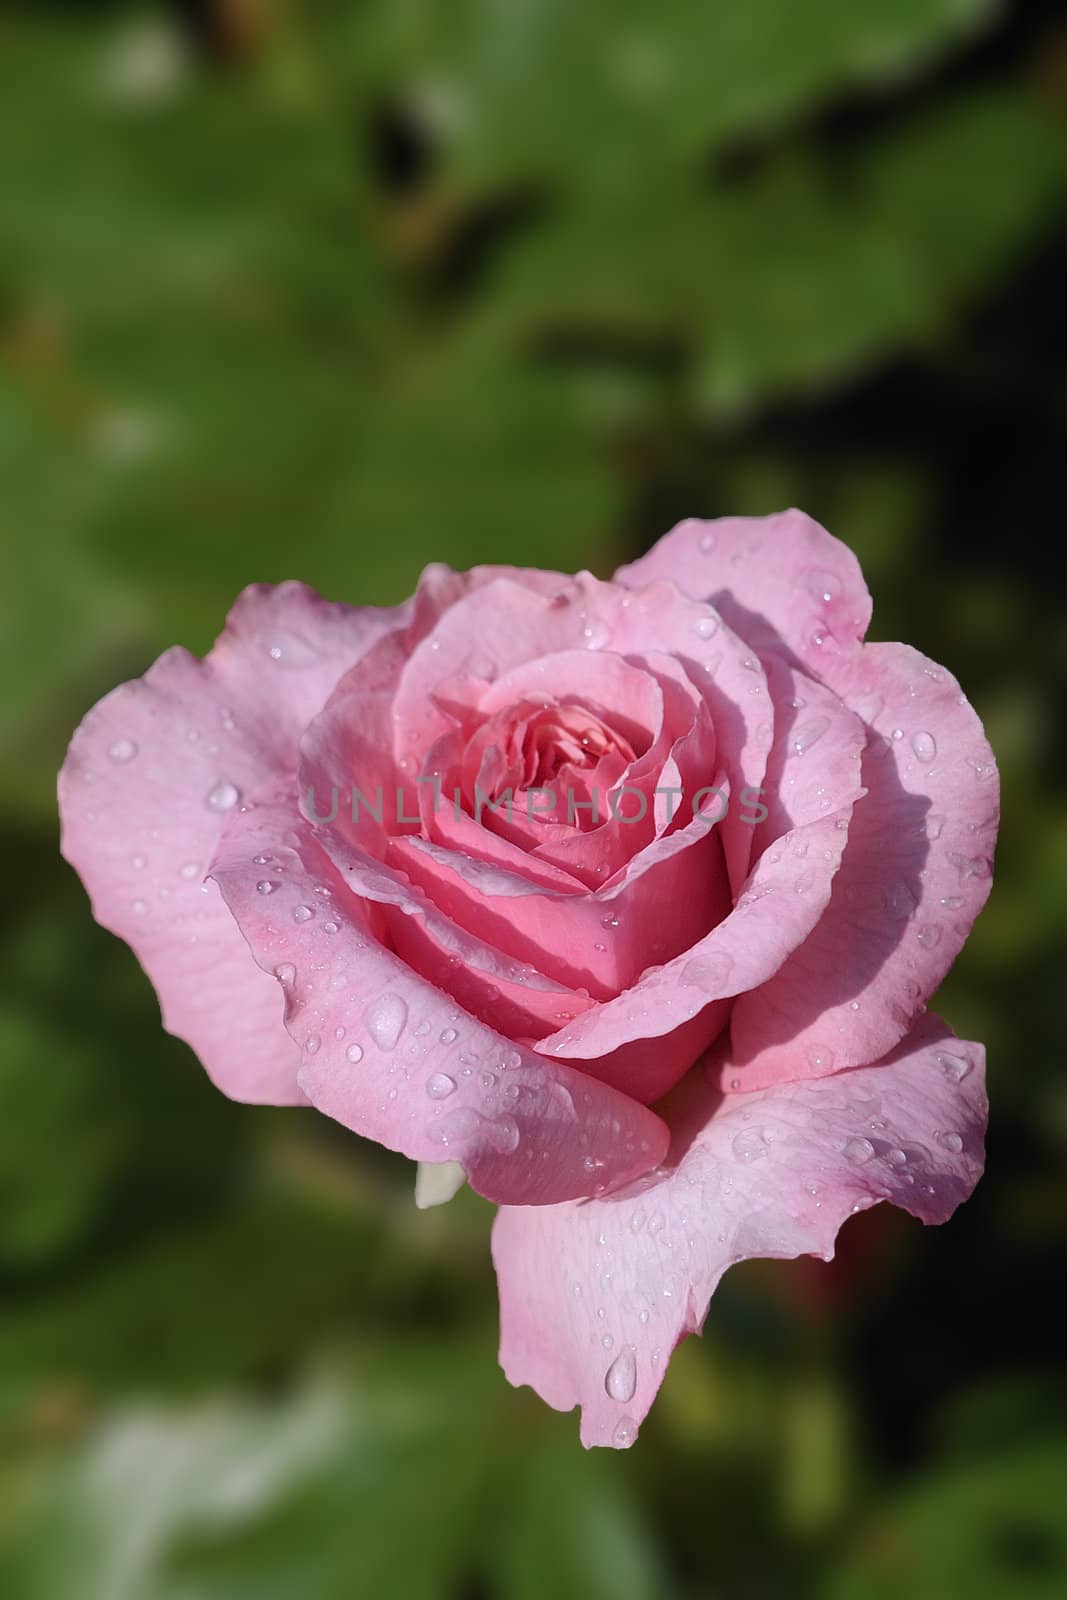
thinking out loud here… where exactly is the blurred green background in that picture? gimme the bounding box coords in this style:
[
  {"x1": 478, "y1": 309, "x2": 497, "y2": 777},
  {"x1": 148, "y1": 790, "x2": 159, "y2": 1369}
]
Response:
[{"x1": 1, "y1": 1, "x2": 1065, "y2": 1595}]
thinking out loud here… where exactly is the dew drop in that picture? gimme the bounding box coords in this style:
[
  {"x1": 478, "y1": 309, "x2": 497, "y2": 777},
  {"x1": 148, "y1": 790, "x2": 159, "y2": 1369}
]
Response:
[
  {"x1": 791, "y1": 717, "x2": 831, "y2": 756},
  {"x1": 179, "y1": 861, "x2": 200, "y2": 880},
  {"x1": 694, "y1": 614, "x2": 718, "y2": 640},
  {"x1": 205, "y1": 779, "x2": 240, "y2": 812},
  {"x1": 439, "y1": 1026, "x2": 458, "y2": 1045},
  {"x1": 428, "y1": 1106, "x2": 482, "y2": 1147},
  {"x1": 731, "y1": 1128, "x2": 767, "y2": 1163},
  {"x1": 305, "y1": 1034, "x2": 321, "y2": 1056},
  {"x1": 806, "y1": 1043, "x2": 834, "y2": 1072},
  {"x1": 292, "y1": 904, "x2": 314, "y2": 923},
  {"x1": 364, "y1": 993, "x2": 408, "y2": 1051},
  {"x1": 938, "y1": 1131, "x2": 964, "y2": 1153},
  {"x1": 916, "y1": 923, "x2": 942, "y2": 948},
  {"x1": 108, "y1": 738, "x2": 138, "y2": 764},
  {"x1": 489, "y1": 1114, "x2": 520, "y2": 1154},
  {"x1": 427, "y1": 1071, "x2": 456, "y2": 1099},
  {"x1": 613, "y1": 1415, "x2": 639, "y2": 1448},
  {"x1": 936, "y1": 1051, "x2": 972, "y2": 1083},
  {"x1": 681, "y1": 951, "x2": 734, "y2": 990},
  {"x1": 843, "y1": 1136, "x2": 875, "y2": 1165},
  {"x1": 274, "y1": 962, "x2": 296, "y2": 984},
  {"x1": 256, "y1": 880, "x2": 276, "y2": 896},
  {"x1": 884, "y1": 883, "x2": 917, "y2": 920},
  {"x1": 604, "y1": 1345, "x2": 637, "y2": 1403},
  {"x1": 802, "y1": 568, "x2": 840, "y2": 604},
  {"x1": 911, "y1": 731, "x2": 937, "y2": 763}
]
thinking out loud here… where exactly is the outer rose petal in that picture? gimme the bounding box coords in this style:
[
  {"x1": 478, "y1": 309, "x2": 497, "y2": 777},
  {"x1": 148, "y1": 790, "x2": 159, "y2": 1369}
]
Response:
[
  {"x1": 493, "y1": 1012, "x2": 986, "y2": 1447},
  {"x1": 58, "y1": 582, "x2": 410, "y2": 1103},
  {"x1": 615, "y1": 510, "x2": 872, "y2": 672},
  {"x1": 725, "y1": 643, "x2": 999, "y2": 1088},
  {"x1": 208, "y1": 781, "x2": 670, "y2": 1204}
]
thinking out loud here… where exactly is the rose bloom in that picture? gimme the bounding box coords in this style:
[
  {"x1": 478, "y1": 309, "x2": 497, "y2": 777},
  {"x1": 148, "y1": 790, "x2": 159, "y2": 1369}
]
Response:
[{"x1": 59, "y1": 512, "x2": 997, "y2": 1447}]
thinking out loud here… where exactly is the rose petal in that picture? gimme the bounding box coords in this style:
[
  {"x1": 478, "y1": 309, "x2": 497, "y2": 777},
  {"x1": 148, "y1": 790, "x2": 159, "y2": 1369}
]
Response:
[
  {"x1": 725, "y1": 643, "x2": 998, "y2": 1088},
  {"x1": 535, "y1": 802, "x2": 860, "y2": 1066},
  {"x1": 615, "y1": 510, "x2": 872, "y2": 674},
  {"x1": 208, "y1": 780, "x2": 669, "y2": 1203},
  {"x1": 493, "y1": 1012, "x2": 986, "y2": 1446},
  {"x1": 58, "y1": 581, "x2": 409, "y2": 1102}
]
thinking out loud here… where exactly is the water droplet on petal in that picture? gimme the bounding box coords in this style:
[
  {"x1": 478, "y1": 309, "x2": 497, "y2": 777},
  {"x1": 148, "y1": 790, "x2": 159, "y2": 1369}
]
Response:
[
  {"x1": 791, "y1": 717, "x2": 831, "y2": 756},
  {"x1": 489, "y1": 1114, "x2": 520, "y2": 1154},
  {"x1": 884, "y1": 883, "x2": 917, "y2": 920},
  {"x1": 694, "y1": 615, "x2": 718, "y2": 640},
  {"x1": 428, "y1": 1106, "x2": 483, "y2": 1148},
  {"x1": 305, "y1": 1034, "x2": 321, "y2": 1056},
  {"x1": 205, "y1": 779, "x2": 240, "y2": 812},
  {"x1": 936, "y1": 1051, "x2": 972, "y2": 1083},
  {"x1": 938, "y1": 1131, "x2": 964, "y2": 1153},
  {"x1": 439, "y1": 1026, "x2": 458, "y2": 1045},
  {"x1": 605, "y1": 1345, "x2": 637, "y2": 1403},
  {"x1": 917, "y1": 923, "x2": 942, "y2": 948},
  {"x1": 274, "y1": 962, "x2": 296, "y2": 984},
  {"x1": 613, "y1": 1415, "x2": 639, "y2": 1447},
  {"x1": 681, "y1": 951, "x2": 734, "y2": 990},
  {"x1": 108, "y1": 738, "x2": 138, "y2": 763},
  {"x1": 364, "y1": 993, "x2": 408, "y2": 1050},
  {"x1": 911, "y1": 731, "x2": 937, "y2": 763},
  {"x1": 256, "y1": 879, "x2": 276, "y2": 895},
  {"x1": 806, "y1": 1043, "x2": 834, "y2": 1071},
  {"x1": 732, "y1": 1128, "x2": 768, "y2": 1162},
  {"x1": 844, "y1": 1137, "x2": 875, "y2": 1165},
  {"x1": 802, "y1": 568, "x2": 840, "y2": 604},
  {"x1": 427, "y1": 1072, "x2": 456, "y2": 1099},
  {"x1": 292, "y1": 904, "x2": 314, "y2": 923}
]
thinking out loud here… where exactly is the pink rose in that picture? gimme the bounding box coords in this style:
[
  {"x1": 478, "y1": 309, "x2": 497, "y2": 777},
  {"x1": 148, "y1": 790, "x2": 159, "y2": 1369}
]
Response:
[{"x1": 58, "y1": 511, "x2": 997, "y2": 1447}]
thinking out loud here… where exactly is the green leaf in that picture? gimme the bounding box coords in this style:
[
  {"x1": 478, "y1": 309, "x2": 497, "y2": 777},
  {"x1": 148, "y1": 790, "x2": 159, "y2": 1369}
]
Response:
[
  {"x1": 487, "y1": 1428, "x2": 667, "y2": 1600},
  {"x1": 337, "y1": 0, "x2": 1002, "y2": 195},
  {"x1": 0, "y1": 1352, "x2": 505, "y2": 1600},
  {"x1": 824, "y1": 1437, "x2": 1067, "y2": 1600},
  {"x1": 482, "y1": 89, "x2": 1064, "y2": 414}
]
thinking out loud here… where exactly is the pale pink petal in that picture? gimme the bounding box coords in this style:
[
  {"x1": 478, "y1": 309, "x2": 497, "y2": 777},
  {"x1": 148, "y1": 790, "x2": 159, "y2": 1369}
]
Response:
[
  {"x1": 208, "y1": 781, "x2": 669, "y2": 1203},
  {"x1": 615, "y1": 510, "x2": 872, "y2": 674},
  {"x1": 725, "y1": 643, "x2": 998, "y2": 1089},
  {"x1": 58, "y1": 582, "x2": 409, "y2": 1102},
  {"x1": 493, "y1": 1012, "x2": 986, "y2": 1447}
]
